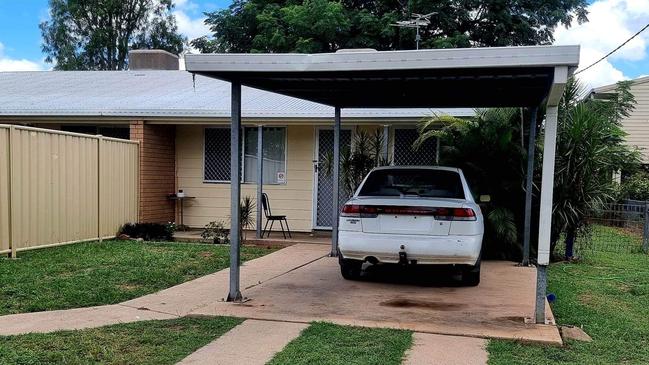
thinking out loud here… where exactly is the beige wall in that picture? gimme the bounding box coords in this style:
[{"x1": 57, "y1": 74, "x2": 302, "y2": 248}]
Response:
[
  {"x1": 0, "y1": 125, "x2": 139, "y2": 255},
  {"x1": 176, "y1": 124, "x2": 316, "y2": 232}
]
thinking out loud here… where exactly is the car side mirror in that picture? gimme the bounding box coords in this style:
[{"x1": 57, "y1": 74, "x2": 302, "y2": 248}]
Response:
[{"x1": 479, "y1": 195, "x2": 491, "y2": 203}]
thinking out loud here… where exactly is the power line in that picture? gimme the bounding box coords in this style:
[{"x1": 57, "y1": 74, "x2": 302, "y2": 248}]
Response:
[{"x1": 574, "y1": 22, "x2": 649, "y2": 75}]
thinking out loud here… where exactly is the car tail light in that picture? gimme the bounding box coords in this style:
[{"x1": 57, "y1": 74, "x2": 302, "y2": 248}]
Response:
[
  {"x1": 341, "y1": 205, "x2": 476, "y2": 221},
  {"x1": 341, "y1": 205, "x2": 378, "y2": 218},
  {"x1": 436, "y1": 208, "x2": 477, "y2": 221}
]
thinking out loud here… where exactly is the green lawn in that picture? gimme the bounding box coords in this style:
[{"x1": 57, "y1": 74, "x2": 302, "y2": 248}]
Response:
[
  {"x1": 0, "y1": 316, "x2": 242, "y2": 365},
  {"x1": 268, "y1": 322, "x2": 412, "y2": 365},
  {"x1": 0, "y1": 240, "x2": 274, "y2": 315},
  {"x1": 488, "y1": 226, "x2": 649, "y2": 364}
]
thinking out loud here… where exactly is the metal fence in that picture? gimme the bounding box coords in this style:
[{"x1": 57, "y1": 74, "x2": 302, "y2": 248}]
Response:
[
  {"x1": 573, "y1": 201, "x2": 649, "y2": 256},
  {"x1": 0, "y1": 125, "x2": 139, "y2": 257}
]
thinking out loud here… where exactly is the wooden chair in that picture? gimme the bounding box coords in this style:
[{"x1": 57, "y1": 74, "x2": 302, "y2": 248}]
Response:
[{"x1": 261, "y1": 192, "x2": 292, "y2": 239}]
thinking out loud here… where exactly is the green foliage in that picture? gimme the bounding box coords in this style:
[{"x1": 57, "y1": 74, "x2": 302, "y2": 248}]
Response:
[
  {"x1": 551, "y1": 79, "x2": 641, "y2": 257},
  {"x1": 489, "y1": 233, "x2": 649, "y2": 364},
  {"x1": 417, "y1": 108, "x2": 529, "y2": 259},
  {"x1": 0, "y1": 317, "x2": 243, "y2": 365},
  {"x1": 269, "y1": 322, "x2": 412, "y2": 365},
  {"x1": 40, "y1": 0, "x2": 185, "y2": 70},
  {"x1": 192, "y1": 0, "x2": 588, "y2": 53},
  {"x1": 321, "y1": 129, "x2": 389, "y2": 196},
  {"x1": 0, "y1": 240, "x2": 274, "y2": 315},
  {"x1": 119, "y1": 222, "x2": 174, "y2": 241},
  {"x1": 238, "y1": 195, "x2": 256, "y2": 242},
  {"x1": 201, "y1": 220, "x2": 230, "y2": 244},
  {"x1": 619, "y1": 172, "x2": 649, "y2": 201}
]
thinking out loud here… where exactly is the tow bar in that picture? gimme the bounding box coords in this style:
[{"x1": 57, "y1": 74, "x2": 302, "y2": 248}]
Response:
[{"x1": 398, "y1": 245, "x2": 408, "y2": 266}]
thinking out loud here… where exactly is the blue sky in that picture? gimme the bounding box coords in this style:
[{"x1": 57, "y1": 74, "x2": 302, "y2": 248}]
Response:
[{"x1": 1, "y1": 0, "x2": 648, "y2": 89}]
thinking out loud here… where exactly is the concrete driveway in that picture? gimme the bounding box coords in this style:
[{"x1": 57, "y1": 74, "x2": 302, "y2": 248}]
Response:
[
  {"x1": 193, "y1": 244, "x2": 561, "y2": 344},
  {"x1": 0, "y1": 243, "x2": 560, "y2": 346}
]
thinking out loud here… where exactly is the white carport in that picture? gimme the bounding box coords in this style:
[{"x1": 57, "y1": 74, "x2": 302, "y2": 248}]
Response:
[{"x1": 185, "y1": 45, "x2": 580, "y2": 323}]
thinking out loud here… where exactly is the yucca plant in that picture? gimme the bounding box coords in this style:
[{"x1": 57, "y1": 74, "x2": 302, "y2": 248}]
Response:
[
  {"x1": 228, "y1": 195, "x2": 255, "y2": 244},
  {"x1": 321, "y1": 129, "x2": 390, "y2": 196},
  {"x1": 552, "y1": 78, "x2": 640, "y2": 259}
]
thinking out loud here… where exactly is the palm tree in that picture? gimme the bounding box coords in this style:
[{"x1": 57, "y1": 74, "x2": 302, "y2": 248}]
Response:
[{"x1": 415, "y1": 109, "x2": 529, "y2": 259}]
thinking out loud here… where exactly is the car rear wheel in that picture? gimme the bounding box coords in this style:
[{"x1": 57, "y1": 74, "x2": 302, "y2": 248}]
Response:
[
  {"x1": 339, "y1": 256, "x2": 363, "y2": 280},
  {"x1": 461, "y1": 260, "x2": 481, "y2": 287}
]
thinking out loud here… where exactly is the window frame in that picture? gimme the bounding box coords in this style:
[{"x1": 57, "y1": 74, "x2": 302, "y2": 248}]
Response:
[{"x1": 202, "y1": 125, "x2": 288, "y2": 185}]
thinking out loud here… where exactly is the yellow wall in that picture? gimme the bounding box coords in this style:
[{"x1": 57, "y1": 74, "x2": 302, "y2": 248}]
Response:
[{"x1": 176, "y1": 124, "x2": 316, "y2": 232}]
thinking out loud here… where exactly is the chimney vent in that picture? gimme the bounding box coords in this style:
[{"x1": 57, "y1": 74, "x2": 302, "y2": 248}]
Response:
[{"x1": 129, "y1": 49, "x2": 179, "y2": 70}]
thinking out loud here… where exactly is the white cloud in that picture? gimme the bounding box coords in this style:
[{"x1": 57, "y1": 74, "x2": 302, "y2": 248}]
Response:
[
  {"x1": 554, "y1": 0, "x2": 649, "y2": 89},
  {"x1": 0, "y1": 42, "x2": 45, "y2": 72},
  {"x1": 173, "y1": 0, "x2": 210, "y2": 41}
]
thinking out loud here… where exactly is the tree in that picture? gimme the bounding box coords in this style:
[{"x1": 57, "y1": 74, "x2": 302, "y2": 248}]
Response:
[
  {"x1": 552, "y1": 79, "x2": 640, "y2": 259},
  {"x1": 192, "y1": 0, "x2": 588, "y2": 53},
  {"x1": 41, "y1": 0, "x2": 185, "y2": 70}
]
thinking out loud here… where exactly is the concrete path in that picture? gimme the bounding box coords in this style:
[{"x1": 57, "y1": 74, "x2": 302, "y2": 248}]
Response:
[
  {"x1": 177, "y1": 319, "x2": 307, "y2": 365},
  {"x1": 0, "y1": 244, "x2": 328, "y2": 336},
  {"x1": 0, "y1": 305, "x2": 175, "y2": 336},
  {"x1": 403, "y1": 333, "x2": 488, "y2": 365}
]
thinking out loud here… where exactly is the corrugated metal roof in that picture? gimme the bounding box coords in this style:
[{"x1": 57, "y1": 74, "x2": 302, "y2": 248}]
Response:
[{"x1": 0, "y1": 70, "x2": 473, "y2": 120}]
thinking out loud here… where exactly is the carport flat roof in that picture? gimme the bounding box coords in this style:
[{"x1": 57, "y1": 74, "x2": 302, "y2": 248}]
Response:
[{"x1": 185, "y1": 45, "x2": 580, "y2": 108}]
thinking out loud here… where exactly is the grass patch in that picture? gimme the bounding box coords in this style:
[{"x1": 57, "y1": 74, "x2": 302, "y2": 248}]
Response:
[
  {"x1": 0, "y1": 240, "x2": 275, "y2": 315},
  {"x1": 0, "y1": 316, "x2": 242, "y2": 364},
  {"x1": 268, "y1": 322, "x2": 412, "y2": 365},
  {"x1": 488, "y1": 228, "x2": 649, "y2": 364}
]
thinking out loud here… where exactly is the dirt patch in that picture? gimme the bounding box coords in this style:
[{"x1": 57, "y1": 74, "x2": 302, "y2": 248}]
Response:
[
  {"x1": 379, "y1": 298, "x2": 465, "y2": 311},
  {"x1": 199, "y1": 251, "x2": 214, "y2": 258},
  {"x1": 118, "y1": 284, "x2": 142, "y2": 291}
]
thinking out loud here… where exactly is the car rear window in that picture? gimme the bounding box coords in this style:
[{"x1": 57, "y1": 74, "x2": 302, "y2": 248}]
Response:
[{"x1": 358, "y1": 169, "x2": 465, "y2": 199}]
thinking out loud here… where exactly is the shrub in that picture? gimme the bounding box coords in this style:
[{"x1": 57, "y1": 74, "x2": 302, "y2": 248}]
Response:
[
  {"x1": 119, "y1": 222, "x2": 174, "y2": 241},
  {"x1": 620, "y1": 172, "x2": 649, "y2": 201},
  {"x1": 201, "y1": 220, "x2": 229, "y2": 244}
]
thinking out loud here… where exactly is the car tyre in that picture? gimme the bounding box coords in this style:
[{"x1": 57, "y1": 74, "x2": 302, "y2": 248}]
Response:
[
  {"x1": 339, "y1": 256, "x2": 362, "y2": 280},
  {"x1": 461, "y1": 260, "x2": 481, "y2": 287}
]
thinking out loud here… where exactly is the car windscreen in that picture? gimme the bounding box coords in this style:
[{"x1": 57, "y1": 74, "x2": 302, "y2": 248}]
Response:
[{"x1": 358, "y1": 169, "x2": 465, "y2": 199}]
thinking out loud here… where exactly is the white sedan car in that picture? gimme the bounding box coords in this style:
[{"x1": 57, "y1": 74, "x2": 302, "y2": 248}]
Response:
[{"x1": 337, "y1": 166, "x2": 484, "y2": 286}]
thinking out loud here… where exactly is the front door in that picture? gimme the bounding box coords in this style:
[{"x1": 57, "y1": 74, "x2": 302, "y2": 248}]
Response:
[{"x1": 314, "y1": 128, "x2": 352, "y2": 229}]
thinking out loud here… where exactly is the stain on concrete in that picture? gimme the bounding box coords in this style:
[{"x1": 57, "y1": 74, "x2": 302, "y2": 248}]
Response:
[{"x1": 380, "y1": 298, "x2": 465, "y2": 311}]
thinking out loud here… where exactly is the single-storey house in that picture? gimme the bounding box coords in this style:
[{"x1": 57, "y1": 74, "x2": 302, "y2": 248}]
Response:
[
  {"x1": 0, "y1": 50, "x2": 472, "y2": 233},
  {"x1": 593, "y1": 76, "x2": 649, "y2": 164}
]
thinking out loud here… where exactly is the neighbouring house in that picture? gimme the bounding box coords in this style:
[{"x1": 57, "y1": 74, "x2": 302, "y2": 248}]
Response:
[
  {"x1": 593, "y1": 76, "x2": 649, "y2": 165},
  {"x1": 0, "y1": 50, "x2": 472, "y2": 233}
]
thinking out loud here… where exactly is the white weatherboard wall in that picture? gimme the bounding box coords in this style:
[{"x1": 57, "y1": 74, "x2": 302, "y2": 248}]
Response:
[
  {"x1": 595, "y1": 78, "x2": 649, "y2": 163},
  {"x1": 0, "y1": 125, "x2": 139, "y2": 255}
]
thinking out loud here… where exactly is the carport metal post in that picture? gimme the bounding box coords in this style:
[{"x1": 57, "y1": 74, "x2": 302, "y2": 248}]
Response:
[
  {"x1": 535, "y1": 105, "x2": 559, "y2": 323},
  {"x1": 522, "y1": 107, "x2": 538, "y2": 266},
  {"x1": 228, "y1": 80, "x2": 243, "y2": 302},
  {"x1": 256, "y1": 125, "x2": 264, "y2": 239},
  {"x1": 382, "y1": 125, "x2": 389, "y2": 162},
  {"x1": 331, "y1": 107, "x2": 342, "y2": 256}
]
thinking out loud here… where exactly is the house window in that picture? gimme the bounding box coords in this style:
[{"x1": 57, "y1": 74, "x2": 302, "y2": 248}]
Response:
[
  {"x1": 393, "y1": 128, "x2": 437, "y2": 166},
  {"x1": 244, "y1": 127, "x2": 287, "y2": 184},
  {"x1": 204, "y1": 128, "x2": 231, "y2": 182},
  {"x1": 204, "y1": 126, "x2": 287, "y2": 184}
]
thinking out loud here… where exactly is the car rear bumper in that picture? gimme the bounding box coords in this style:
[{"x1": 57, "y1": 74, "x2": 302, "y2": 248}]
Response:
[{"x1": 338, "y1": 231, "x2": 482, "y2": 266}]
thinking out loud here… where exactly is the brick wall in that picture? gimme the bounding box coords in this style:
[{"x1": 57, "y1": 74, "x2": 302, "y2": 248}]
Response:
[{"x1": 130, "y1": 122, "x2": 176, "y2": 223}]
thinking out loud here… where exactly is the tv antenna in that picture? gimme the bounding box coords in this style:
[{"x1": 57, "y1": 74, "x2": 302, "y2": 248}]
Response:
[{"x1": 391, "y1": 12, "x2": 436, "y2": 50}]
